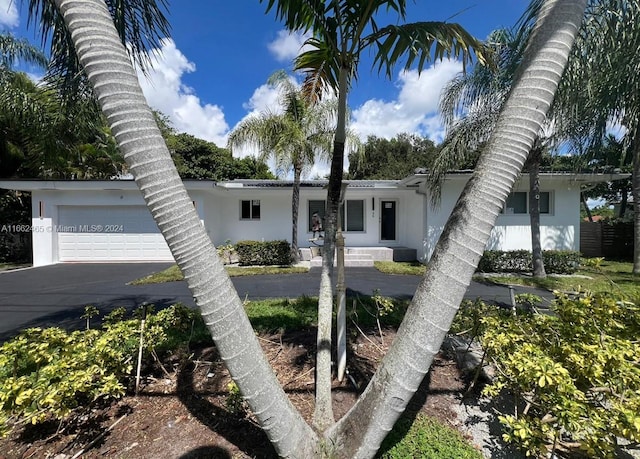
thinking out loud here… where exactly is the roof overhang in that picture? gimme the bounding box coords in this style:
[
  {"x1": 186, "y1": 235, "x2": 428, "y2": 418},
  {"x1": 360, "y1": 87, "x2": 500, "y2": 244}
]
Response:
[
  {"x1": 399, "y1": 171, "x2": 631, "y2": 187},
  {"x1": 0, "y1": 179, "x2": 218, "y2": 192}
]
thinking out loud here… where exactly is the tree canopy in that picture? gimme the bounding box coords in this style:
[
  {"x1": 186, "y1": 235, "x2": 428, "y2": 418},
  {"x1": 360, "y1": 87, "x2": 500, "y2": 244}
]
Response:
[{"x1": 347, "y1": 133, "x2": 438, "y2": 180}]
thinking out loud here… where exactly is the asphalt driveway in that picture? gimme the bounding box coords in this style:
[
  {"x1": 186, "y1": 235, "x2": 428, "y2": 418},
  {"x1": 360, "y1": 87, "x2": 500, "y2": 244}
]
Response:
[{"x1": 0, "y1": 263, "x2": 553, "y2": 342}]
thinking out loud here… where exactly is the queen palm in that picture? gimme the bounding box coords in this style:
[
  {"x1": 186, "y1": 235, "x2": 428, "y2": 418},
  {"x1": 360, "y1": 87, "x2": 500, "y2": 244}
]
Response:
[
  {"x1": 228, "y1": 71, "x2": 338, "y2": 262},
  {"x1": 550, "y1": 0, "x2": 640, "y2": 274},
  {"x1": 48, "y1": 0, "x2": 584, "y2": 456},
  {"x1": 434, "y1": 26, "x2": 551, "y2": 278}
]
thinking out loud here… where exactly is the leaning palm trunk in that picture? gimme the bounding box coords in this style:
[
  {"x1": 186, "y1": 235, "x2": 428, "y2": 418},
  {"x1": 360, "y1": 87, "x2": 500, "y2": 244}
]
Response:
[
  {"x1": 633, "y1": 121, "x2": 640, "y2": 275},
  {"x1": 53, "y1": 0, "x2": 318, "y2": 456},
  {"x1": 326, "y1": 1, "x2": 586, "y2": 457}
]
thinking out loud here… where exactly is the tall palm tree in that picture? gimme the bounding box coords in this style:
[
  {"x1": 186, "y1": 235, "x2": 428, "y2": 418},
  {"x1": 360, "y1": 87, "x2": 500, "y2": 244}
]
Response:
[
  {"x1": 262, "y1": 0, "x2": 492, "y2": 427},
  {"x1": 434, "y1": 26, "x2": 550, "y2": 278},
  {"x1": 228, "y1": 71, "x2": 338, "y2": 262},
  {"x1": 52, "y1": 0, "x2": 584, "y2": 456},
  {"x1": 550, "y1": 0, "x2": 640, "y2": 274}
]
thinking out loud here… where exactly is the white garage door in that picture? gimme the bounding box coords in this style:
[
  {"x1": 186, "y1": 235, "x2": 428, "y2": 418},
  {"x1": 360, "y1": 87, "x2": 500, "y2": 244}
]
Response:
[{"x1": 57, "y1": 206, "x2": 173, "y2": 261}]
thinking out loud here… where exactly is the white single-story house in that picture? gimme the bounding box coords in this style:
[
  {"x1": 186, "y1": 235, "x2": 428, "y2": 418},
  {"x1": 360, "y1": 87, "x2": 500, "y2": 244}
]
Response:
[{"x1": 0, "y1": 172, "x2": 626, "y2": 267}]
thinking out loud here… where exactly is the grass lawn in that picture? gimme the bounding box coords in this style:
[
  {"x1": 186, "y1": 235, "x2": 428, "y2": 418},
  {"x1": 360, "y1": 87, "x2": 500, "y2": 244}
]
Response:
[
  {"x1": 375, "y1": 259, "x2": 639, "y2": 299},
  {"x1": 479, "y1": 260, "x2": 639, "y2": 298},
  {"x1": 0, "y1": 262, "x2": 31, "y2": 272},
  {"x1": 374, "y1": 260, "x2": 426, "y2": 275},
  {"x1": 129, "y1": 263, "x2": 309, "y2": 285}
]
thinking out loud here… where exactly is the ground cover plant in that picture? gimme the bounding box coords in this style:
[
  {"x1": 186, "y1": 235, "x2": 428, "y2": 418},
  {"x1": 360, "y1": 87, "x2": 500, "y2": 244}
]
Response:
[
  {"x1": 0, "y1": 296, "x2": 480, "y2": 458},
  {"x1": 451, "y1": 291, "x2": 640, "y2": 458}
]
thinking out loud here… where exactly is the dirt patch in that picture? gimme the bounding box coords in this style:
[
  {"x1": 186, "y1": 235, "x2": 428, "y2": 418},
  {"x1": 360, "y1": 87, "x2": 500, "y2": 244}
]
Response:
[{"x1": 0, "y1": 328, "x2": 470, "y2": 459}]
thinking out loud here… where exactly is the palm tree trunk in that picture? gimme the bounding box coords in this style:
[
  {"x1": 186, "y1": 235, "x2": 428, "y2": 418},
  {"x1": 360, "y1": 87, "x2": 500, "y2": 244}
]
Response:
[
  {"x1": 313, "y1": 65, "x2": 349, "y2": 431},
  {"x1": 291, "y1": 161, "x2": 302, "y2": 263},
  {"x1": 581, "y1": 192, "x2": 593, "y2": 222},
  {"x1": 632, "y1": 120, "x2": 640, "y2": 275},
  {"x1": 529, "y1": 149, "x2": 546, "y2": 278},
  {"x1": 53, "y1": 0, "x2": 318, "y2": 456},
  {"x1": 326, "y1": 1, "x2": 586, "y2": 457}
]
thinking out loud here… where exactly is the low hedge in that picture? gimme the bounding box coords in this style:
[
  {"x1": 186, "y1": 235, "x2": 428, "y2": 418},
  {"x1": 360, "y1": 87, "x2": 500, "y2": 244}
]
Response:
[
  {"x1": 477, "y1": 250, "x2": 580, "y2": 274},
  {"x1": 235, "y1": 240, "x2": 292, "y2": 266}
]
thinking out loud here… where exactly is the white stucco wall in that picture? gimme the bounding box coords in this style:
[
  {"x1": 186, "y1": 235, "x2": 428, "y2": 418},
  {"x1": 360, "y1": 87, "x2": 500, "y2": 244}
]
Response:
[
  {"x1": 422, "y1": 176, "x2": 580, "y2": 260},
  {"x1": 8, "y1": 174, "x2": 584, "y2": 266},
  {"x1": 30, "y1": 188, "x2": 205, "y2": 266},
  {"x1": 203, "y1": 186, "x2": 424, "y2": 251}
]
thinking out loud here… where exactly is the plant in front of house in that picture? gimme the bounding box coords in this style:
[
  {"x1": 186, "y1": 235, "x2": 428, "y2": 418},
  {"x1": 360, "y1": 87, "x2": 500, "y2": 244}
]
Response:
[
  {"x1": 481, "y1": 291, "x2": 640, "y2": 458},
  {"x1": 0, "y1": 303, "x2": 200, "y2": 437}
]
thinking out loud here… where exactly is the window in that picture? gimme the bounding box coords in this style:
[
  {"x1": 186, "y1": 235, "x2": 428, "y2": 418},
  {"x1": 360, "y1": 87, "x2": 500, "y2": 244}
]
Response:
[
  {"x1": 504, "y1": 192, "x2": 527, "y2": 214},
  {"x1": 539, "y1": 192, "x2": 550, "y2": 214},
  {"x1": 240, "y1": 200, "x2": 260, "y2": 220},
  {"x1": 340, "y1": 200, "x2": 365, "y2": 231},
  {"x1": 309, "y1": 199, "x2": 365, "y2": 232},
  {"x1": 308, "y1": 200, "x2": 325, "y2": 231},
  {"x1": 502, "y1": 192, "x2": 551, "y2": 214}
]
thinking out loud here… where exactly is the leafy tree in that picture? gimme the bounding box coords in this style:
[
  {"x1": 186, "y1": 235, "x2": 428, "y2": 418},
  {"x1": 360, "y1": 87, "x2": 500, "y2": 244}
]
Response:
[
  {"x1": 347, "y1": 133, "x2": 438, "y2": 180},
  {"x1": 264, "y1": 0, "x2": 491, "y2": 427},
  {"x1": 580, "y1": 135, "x2": 633, "y2": 220},
  {"x1": 48, "y1": 0, "x2": 585, "y2": 456},
  {"x1": 550, "y1": 0, "x2": 640, "y2": 273},
  {"x1": 228, "y1": 71, "x2": 338, "y2": 261},
  {"x1": 0, "y1": 33, "x2": 125, "y2": 179}
]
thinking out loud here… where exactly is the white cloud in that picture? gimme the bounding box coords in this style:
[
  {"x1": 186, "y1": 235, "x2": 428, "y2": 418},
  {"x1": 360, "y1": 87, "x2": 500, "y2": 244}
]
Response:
[
  {"x1": 0, "y1": 0, "x2": 18, "y2": 29},
  {"x1": 267, "y1": 30, "x2": 312, "y2": 63},
  {"x1": 136, "y1": 38, "x2": 229, "y2": 146},
  {"x1": 351, "y1": 60, "x2": 463, "y2": 143}
]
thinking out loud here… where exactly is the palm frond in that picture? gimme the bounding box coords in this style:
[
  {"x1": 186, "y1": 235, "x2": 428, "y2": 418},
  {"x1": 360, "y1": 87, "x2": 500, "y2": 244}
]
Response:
[
  {"x1": 0, "y1": 33, "x2": 48, "y2": 70},
  {"x1": 26, "y1": 0, "x2": 170, "y2": 95},
  {"x1": 366, "y1": 21, "x2": 492, "y2": 80}
]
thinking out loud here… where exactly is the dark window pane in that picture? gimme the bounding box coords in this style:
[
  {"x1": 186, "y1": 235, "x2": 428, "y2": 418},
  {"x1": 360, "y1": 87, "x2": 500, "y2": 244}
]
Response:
[
  {"x1": 505, "y1": 192, "x2": 527, "y2": 214},
  {"x1": 539, "y1": 192, "x2": 550, "y2": 214},
  {"x1": 252, "y1": 200, "x2": 261, "y2": 219},
  {"x1": 346, "y1": 200, "x2": 364, "y2": 231},
  {"x1": 241, "y1": 200, "x2": 251, "y2": 219},
  {"x1": 309, "y1": 200, "x2": 325, "y2": 231}
]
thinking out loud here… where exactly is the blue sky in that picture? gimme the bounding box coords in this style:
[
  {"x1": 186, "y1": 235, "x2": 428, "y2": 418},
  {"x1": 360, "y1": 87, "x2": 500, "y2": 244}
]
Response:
[{"x1": 1, "y1": 0, "x2": 530, "y2": 175}]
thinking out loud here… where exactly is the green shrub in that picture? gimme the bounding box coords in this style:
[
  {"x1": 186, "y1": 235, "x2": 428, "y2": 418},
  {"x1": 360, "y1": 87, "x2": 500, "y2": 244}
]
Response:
[
  {"x1": 481, "y1": 292, "x2": 640, "y2": 458},
  {"x1": 378, "y1": 414, "x2": 483, "y2": 459},
  {"x1": 542, "y1": 250, "x2": 580, "y2": 274},
  {"x1": 477, "y1": 250, "x2": 580, "y2": 274},
  {"x1": 0, "y1": 303, "x2": 204, "y2": 436},
  {"x1": 235, "y1": 240, "x2": 292, "y2": 266}
]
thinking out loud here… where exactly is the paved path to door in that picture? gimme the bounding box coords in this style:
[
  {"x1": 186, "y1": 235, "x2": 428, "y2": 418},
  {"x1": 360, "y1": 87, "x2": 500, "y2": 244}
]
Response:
[{"x1": 0, "y1": 263, "x2": 553, "y2": 342}]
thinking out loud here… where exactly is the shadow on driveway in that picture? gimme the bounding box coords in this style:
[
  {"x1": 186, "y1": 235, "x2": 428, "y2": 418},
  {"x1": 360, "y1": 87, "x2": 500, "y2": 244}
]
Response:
[{"x1": 0, "y1": 263, "x2": 553, "y2": 342}]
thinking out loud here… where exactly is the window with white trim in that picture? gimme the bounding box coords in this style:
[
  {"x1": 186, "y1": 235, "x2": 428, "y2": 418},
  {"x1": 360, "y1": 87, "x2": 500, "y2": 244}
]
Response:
[
  {"x1": 240, "y1": 200, "x2": 260, "y2": 220},
  {"x1": 502, "y1": 192, "x2": 551, "y2": 214},
  {"x1": 340, "y1": 199, "x2": 365, "y2": 231},
  {"x1": 308, "y1": 200, "x2": 325, "y2": 231},
  {"x1": 308, "y1": 199, "x2": 365, "y2": 232}
]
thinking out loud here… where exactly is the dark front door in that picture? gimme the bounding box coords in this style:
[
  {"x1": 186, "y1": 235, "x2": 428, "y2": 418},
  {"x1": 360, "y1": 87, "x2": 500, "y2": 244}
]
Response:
[{"x1": 380, "y1": 200, "x2": 396, "y2": 241}]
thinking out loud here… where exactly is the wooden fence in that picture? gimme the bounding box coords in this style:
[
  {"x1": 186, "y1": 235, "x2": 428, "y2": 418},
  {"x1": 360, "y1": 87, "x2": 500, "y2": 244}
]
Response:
[{"x1": 580, "y1": 221, "x2": 634, "y2": 259}]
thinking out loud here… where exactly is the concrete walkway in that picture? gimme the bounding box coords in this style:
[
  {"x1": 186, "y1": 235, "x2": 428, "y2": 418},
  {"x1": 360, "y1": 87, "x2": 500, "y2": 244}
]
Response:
[{"x1": 0, "y1": 263, "x2": 553, "y2": 342}]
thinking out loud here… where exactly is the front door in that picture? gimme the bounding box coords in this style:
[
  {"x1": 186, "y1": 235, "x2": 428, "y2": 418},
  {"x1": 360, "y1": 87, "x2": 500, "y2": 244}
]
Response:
[{"x1": 380, "y1": 200, "x2": 396, "y2": 241}]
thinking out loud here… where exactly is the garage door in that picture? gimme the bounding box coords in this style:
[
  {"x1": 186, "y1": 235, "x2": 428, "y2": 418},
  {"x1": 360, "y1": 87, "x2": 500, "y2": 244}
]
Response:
[{"x1": 57, "y1": 206, "x2": 173, "y2": 261}]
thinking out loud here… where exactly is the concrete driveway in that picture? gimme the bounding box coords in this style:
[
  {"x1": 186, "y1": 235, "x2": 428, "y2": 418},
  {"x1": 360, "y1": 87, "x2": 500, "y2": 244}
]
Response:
[{"x1": 0, "y1": 263, "x2": 553, "y2": 342}]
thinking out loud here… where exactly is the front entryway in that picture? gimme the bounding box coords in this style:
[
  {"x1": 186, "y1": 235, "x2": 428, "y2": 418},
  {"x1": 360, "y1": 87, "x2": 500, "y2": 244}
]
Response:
[{"x1": 380, "y1": 200, "x2": 396, "y2": 241}]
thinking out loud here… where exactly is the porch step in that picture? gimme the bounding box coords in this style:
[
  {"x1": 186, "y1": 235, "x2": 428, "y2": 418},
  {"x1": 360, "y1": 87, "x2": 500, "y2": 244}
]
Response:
[
  {"x1": 300, "y1": 246, "x2": 417, "y2": 264},
  {"x1": 309, "y1": 253, "x2": 374, "y2": 268}
]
